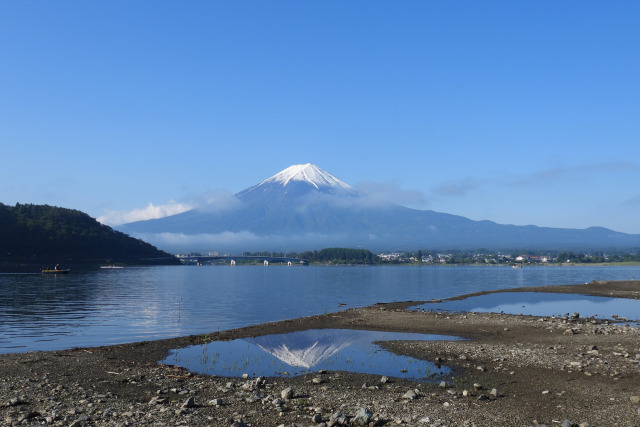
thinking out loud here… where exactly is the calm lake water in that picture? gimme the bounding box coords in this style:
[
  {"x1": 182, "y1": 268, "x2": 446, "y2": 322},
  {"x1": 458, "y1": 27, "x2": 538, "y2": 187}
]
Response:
[{"x1": 1, "y1": 265, "x2": 639, "y2": 353}]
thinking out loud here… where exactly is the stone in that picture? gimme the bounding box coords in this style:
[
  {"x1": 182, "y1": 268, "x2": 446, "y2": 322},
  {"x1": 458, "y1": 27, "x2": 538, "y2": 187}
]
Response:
[
  {"x1": 209, "y1": 398, "x2": 223, "y2": 406},
  {"x1": 402, "y1": 390, "x2": 417, "y2": 400},
  {"x1": 380, "y1": 375, "x2": 389, "y2": 384},
  {"x1": 330, "y1": 410, "x2": 348, "y2": 425},
  {"x1": 560, "y1": 420, "x2": 575, "y2": 427},
  {"x1": 181, "y1": 396, "x2": 196, "y2": 408},
  {"x1": 439, "y1": 381, "x2": 447, "y2": 388},
  {"x1": 630, "y1": 395, "x2": 640, "y2": 403},
  {"x1": 311, "y1": 413, "x2": 323, "y2": 423},
  {"x1": 353, "y1": 407, "x2": 373, "y2": 425},
  {"x1": 280, "y1": 387, "x2": 294, "y2": 400},
  {"x1": 490, "y1": 388, "x2": 498, "y2": 398}
]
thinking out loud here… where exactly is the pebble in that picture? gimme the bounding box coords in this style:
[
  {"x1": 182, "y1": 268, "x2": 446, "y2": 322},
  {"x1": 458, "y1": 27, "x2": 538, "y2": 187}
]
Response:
[
  {"x1": 280, "y1": 387, "x2": 294, "y2": 400},
  {"x1": 353, "y1": 407, "x2": 373, "y2": 424},
  {"x1": 181, "y1": 396, "x2": 195, "y2": 408},
  {"x1": 402, "y1": 390, "x2": 417, "y2": 400}
]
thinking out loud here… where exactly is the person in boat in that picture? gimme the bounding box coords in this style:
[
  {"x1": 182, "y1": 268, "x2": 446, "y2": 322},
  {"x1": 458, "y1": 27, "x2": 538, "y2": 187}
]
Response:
[{"x1": 54, "y1": 264, "x2": 60, "y2": 270}]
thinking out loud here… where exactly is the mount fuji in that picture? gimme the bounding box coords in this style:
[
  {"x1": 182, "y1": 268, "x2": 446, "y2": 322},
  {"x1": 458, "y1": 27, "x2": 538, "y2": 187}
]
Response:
[{"x1": 117, "y1": 163, "x2": 640, "y2": 252}]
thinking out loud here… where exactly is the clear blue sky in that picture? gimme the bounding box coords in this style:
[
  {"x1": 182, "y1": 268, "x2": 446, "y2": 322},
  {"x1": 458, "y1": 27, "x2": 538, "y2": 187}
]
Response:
[{"x1": 1, "y1": 1, "x2": 639, "y2": 234}]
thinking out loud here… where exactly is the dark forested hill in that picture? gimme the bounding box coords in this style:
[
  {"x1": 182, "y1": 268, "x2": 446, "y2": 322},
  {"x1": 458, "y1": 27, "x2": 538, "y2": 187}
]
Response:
[{"x1": 0, "y1": 203, "x2": 178, "y2": 265}]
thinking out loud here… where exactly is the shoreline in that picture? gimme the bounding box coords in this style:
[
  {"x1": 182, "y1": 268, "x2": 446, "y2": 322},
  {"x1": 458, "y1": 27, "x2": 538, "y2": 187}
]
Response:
[{"x1": 2, "y1": 281, "x2": 639, "y2": 426}]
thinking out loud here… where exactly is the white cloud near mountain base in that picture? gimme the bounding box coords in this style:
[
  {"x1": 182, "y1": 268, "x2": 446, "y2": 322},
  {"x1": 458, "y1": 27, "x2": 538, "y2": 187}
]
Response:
[
  {"x1": 98, "y1": 190, "x2": 241, "y2": 226},
  {"x1": 98, "y1": 201, "x2": 192, "y2": 226}
]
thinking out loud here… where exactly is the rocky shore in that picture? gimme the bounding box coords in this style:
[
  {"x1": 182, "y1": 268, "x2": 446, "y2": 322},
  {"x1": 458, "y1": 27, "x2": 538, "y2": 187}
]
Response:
[{"x1": 1, "y1": 281, "x2": 639, "y2": 426}]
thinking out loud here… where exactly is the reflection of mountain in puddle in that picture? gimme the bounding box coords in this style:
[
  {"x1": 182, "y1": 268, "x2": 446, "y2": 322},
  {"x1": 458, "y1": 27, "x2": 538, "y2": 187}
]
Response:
[
  {"x1": 162, "y1": 329, "x2": 463, "y2": 382},
  {"x1": 247, "y1": 329, "x2": 365, "y2": 368}
]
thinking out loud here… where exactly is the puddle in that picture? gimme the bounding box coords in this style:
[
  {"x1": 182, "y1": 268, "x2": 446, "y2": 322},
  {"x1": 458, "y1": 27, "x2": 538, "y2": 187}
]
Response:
[
  {"x1": 411, "y1": 292, "x2": 640, "y2": 325},
  {"x1": 162, "y1": 329, "x2": 463, "y2": 382}
]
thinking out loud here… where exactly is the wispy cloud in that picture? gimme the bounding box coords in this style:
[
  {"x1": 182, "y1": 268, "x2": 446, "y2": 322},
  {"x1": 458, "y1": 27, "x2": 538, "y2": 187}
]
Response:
[
  {"x1": 184, "y1": 190, "x2": 242, "y2": 213},
  {"x1": 431, "y1": 178, "x2": 477, "y2": 197},
  {"x1": 98, "y1": 201, "x2": 193, "y2": 225},
  {"x1": 354, "y1": 181, "x2": 428, "y2": 208},
  {"x1": 516, "y1": 161, "x2": 639, "y2": 186},
  {"x1": 98, "y1": 189, "x2": 241, "y2": 226},
  {"x1": 133, "y1": 231, "x2": 354, "y2": 252},
  {"x1": 622, "y1": 195, "x2": 640, "y2": 206}
]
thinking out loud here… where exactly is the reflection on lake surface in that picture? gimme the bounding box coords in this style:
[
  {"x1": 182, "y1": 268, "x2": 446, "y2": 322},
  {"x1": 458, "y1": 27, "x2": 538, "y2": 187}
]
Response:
[
  {"x1": 411, "y1": 292, "x2": 640, "y2": 325},
  {"x1": 162, "y1": 329, "x2": 463, "y2": 381},
  {"x1": 2, "y1": 265, "x2": 640, "y2": 353}
]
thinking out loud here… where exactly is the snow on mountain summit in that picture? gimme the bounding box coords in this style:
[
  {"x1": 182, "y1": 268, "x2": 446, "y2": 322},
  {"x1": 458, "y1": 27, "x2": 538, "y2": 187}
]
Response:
[
  {"x1": 267, "y1": 163, "x2": 353, "y2": 190},
  {"x1": 235, "y1": 163, "x2": 356, "y2": 200}
]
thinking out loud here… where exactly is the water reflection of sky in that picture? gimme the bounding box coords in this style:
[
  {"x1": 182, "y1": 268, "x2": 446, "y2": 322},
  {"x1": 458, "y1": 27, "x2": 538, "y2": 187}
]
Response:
[
  {"x1": 411, "y1": 293, "x2": 640, "y2": 325},
  {"x1": 162, "y1": 329, "x2": 463, "y2": 382}
]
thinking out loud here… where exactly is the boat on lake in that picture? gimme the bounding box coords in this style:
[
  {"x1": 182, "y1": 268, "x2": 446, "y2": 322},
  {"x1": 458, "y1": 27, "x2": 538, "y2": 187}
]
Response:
[{"x1": 41, "y1": 268, "x2": 70, "y2": 274}]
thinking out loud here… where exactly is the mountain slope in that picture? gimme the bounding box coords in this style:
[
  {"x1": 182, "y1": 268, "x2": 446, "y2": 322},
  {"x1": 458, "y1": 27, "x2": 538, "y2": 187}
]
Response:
[
  {"x1": 117, "y1": 164, "x2": 640, "y2": 251},
  {"x1": 0, "y1": 203, "x2": 178, "y2": 264}
]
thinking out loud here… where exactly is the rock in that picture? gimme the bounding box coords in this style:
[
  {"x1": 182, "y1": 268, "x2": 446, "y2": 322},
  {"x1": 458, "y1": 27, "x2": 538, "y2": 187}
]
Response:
[
  {"x1": 490, "y1": 388, "x2": 498, "y2": 398},
  {"x1": 312, "y1": 377, "x2": 324, "y2": 384},
  {"x1": 353, "y1": 407, "x2": 373, "y2": 425},
  {"x1": 209, "y1": 398, "x2": 223, "y2": 406},
  {"x1": 402, "y1": 389, "x2": 417, "y2": 400},
  {"x1": 148, "y1": 396, "x2": 168, "y2": 405},
  {"x1": 439, "y1": 381, "x2": 447, "y2": 388},
  {"x1": 477, "y1": 365, "x2": 487, "y2": 372},
  {"x1": 561, "y1": 420, "x2": 576, "y2": 427},
  {"x1": 181, "y1": 396, "x2": 196, "y2": 408},
  {"x1": 380, "y1": 375, "x2": 389, "y2": 384},
  {"x1": 311, "y1": 413, "x2": 323, "y2": 423},
  {"x1": 280, "y1": 387, "x2": 294, "y2": 400},
  {"x1": 473, "y1": 383, "x2": 482, "y2": 390},
  {"x1": 330, "y1": 410, "x2": 348, "y2": 425}
]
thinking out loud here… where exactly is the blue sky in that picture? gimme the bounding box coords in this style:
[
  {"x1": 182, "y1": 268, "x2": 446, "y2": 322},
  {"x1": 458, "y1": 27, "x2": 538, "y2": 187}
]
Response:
[{"x1": 1, "y1": 1, "x2": 639, "y2": 234}]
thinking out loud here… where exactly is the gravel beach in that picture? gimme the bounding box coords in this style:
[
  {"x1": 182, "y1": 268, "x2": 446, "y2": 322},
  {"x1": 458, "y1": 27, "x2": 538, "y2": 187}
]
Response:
[{"x1": 1, "y1": 280, "x2": 639, "y2": 427}]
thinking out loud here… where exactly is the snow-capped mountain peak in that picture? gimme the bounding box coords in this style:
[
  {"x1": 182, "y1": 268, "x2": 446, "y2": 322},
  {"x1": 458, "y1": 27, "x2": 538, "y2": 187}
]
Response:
[
  {"x1": 235, "y1": 163, "x2": 356, "y2": 200},
  {"x1": 265, "y1": 163, "x2": 353, "y2": 190}
]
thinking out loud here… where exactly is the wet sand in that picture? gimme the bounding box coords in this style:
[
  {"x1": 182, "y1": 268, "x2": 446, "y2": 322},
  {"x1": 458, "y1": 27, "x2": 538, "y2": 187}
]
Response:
[{"x1": 1, "y1": 280, "x2": 639, "y2": 426}]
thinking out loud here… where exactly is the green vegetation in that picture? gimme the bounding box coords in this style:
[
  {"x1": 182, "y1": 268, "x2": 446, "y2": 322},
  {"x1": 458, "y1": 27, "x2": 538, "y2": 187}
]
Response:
[
  {"x1": 0, "y1": 203, "x2": 178, "y2": 267},
  {"x1": 300, "y1": 248, "x2": 378, "y2": 265}
]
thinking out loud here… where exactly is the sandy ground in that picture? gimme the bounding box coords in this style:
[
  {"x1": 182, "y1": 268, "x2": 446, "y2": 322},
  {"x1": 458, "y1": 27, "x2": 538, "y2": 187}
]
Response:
[{"x1": 1, "y1": 280, "x2": 639, "y2": 426}]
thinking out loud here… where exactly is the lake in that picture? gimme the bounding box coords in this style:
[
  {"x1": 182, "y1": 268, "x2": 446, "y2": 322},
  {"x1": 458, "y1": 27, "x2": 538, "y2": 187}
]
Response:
[{"x1": 1, "y1": 265, "x2": 639, "y2": 353}]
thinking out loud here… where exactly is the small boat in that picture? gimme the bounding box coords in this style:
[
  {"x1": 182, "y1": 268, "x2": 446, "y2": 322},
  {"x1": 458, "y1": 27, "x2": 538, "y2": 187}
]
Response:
[{"x1": 42, "y1": 268, "x2": 70, "y2": 274}]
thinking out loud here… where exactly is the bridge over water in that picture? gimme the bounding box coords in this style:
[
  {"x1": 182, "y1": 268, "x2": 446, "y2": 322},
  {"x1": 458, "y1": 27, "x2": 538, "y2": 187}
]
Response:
[{"x1": 177, "y1": 255, "x2": 308, "y2": 266}]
